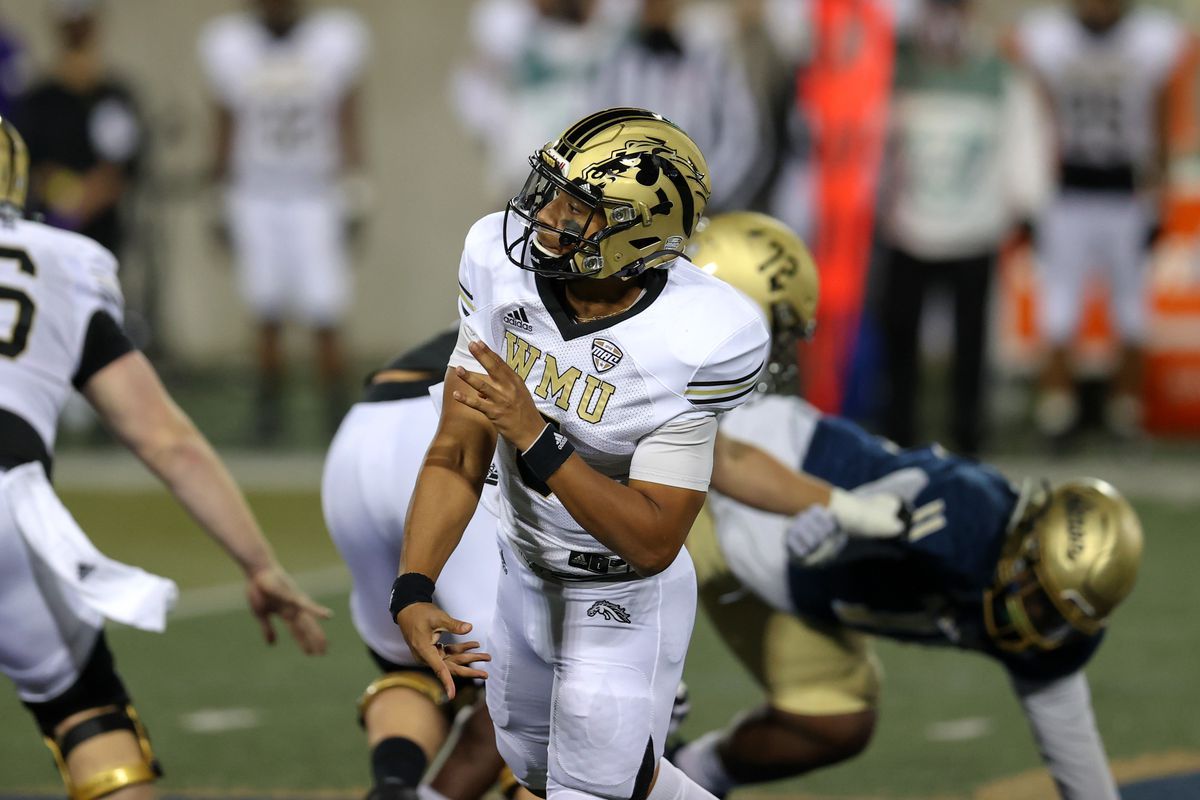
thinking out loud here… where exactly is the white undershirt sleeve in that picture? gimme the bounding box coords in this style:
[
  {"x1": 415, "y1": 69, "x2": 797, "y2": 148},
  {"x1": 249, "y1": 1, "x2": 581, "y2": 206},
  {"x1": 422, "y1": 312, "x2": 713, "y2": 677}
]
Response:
[
  {"x1": 628, "y1": 413, "x2": 718, "y2": 492},
  {"x1": 446, "y1": 319, "x2": 486, "y2": 373},
  {"x1": 1010, "y1": 670, "x2": 1119, "y2": 800}
]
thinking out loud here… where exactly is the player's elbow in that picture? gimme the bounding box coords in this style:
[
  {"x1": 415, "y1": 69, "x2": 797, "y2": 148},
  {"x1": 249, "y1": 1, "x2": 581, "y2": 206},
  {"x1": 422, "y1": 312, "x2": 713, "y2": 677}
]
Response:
[{"x1": 629, "y1": 538, "x2": 685, "y2": 577}]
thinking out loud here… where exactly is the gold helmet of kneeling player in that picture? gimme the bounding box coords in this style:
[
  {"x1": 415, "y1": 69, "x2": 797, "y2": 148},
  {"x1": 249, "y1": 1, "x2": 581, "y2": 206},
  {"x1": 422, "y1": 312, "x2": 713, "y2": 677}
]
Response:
[
  {"x1": 687, "y1": 211, "x2": 819, "y2": 394},
  {"x1": 505, "y1": 107, "x2": 711, "y2": 280},
  {"x1": 984, "y1": 478, "x2": 1143, "y2": 653},
  {"x1": 0, "y1": 116, "x2": 29, "y2": 218}
]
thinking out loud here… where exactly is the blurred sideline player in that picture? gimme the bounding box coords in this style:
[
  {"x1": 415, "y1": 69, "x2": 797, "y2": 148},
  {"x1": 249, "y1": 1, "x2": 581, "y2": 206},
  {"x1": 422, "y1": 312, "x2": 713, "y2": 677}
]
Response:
[
  {"x1": 323, "y1": 327, "x2": 903, "y2": 799},
  {"x1": 0, "y1": 118, "x2": 330, "y2": 800},
  {"x1": 1010, "y1": 0, "x2": 1195, "y2": 440},
  {"x1": 199, "y1": 0, "x2": 370, "y2": 441},
  {"x1": 23, "y1": 0, "x2": 142, "y2": 262},
  {"x1": 672, "y1": 214, "x2": 1142, "y2": 800}
]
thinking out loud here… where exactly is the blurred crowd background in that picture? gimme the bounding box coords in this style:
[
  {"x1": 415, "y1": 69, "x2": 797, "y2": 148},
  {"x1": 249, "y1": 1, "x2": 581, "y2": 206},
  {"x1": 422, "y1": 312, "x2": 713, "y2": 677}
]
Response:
[{"x1": 3, "y1": 0, "x2": 1200, "y2": 457}]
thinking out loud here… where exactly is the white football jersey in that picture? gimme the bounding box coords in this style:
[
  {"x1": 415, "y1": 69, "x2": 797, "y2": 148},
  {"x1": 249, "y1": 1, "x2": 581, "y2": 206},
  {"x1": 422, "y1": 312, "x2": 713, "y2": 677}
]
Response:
[
  {"x1": 0, "y1": 219, "x2": 123, "y2": 455},
  {"x1": 198, "y1": 9, "x2": 368, "y2": 191},
  {"x1": 451, "y1": 212, "x2": 770, "y2": 579},
  {"x1": 1016, "y1": 7, "x2": 1186, "y2": 174}
]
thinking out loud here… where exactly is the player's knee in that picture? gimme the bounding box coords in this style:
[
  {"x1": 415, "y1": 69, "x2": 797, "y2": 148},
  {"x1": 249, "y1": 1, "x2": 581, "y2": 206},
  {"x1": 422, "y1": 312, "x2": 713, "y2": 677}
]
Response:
[
  {"x1": 357, "y1": 670, "x2": 449, "y2": 728},
  {"x1": 549, "y1": 666, "x2": 654, "y2": 800},
  {"x1": 20, "y1": 634, "x2": 161, "y2": 799},
  {"x1": 23, "y1": 634, "x2": 129, "y2": 739},
  {"x1": 772, "y1": 705, "x2": 877, "y2": 766}
]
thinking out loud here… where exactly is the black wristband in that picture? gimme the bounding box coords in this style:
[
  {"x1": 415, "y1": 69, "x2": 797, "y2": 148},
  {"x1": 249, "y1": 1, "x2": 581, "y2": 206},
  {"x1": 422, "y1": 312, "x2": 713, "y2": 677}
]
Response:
[
  {"x1": 389, "y1": 573, "x2": 435, "y2": 622},
  {"x1": 520, "y1": 423, "x2": 575, "y2": 485}
]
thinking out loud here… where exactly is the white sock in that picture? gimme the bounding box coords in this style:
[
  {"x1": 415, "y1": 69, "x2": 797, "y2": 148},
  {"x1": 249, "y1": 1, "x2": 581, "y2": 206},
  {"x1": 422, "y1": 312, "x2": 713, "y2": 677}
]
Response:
[
  {"x1": 669, "y1": 731, "x2": 737, "y2": 797},
  {"x1": 418, "y1": 786, "x2": 452, "y2": 800},
  {"x1": 649, "y1": 757, "x2": 720, "y2": 800}
]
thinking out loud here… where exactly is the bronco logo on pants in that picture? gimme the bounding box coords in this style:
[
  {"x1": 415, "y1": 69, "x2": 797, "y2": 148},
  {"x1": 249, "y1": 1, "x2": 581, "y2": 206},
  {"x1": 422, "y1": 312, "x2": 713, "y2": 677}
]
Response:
[{"x1": 586, "y1": 600, "x2": 631, "y2": 623}]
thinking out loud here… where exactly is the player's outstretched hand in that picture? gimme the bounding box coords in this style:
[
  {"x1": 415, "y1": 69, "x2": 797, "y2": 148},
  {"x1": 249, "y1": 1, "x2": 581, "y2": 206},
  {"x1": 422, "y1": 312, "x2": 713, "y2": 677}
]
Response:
[
  {"x1": 828, "y1": 489, "x2": 907, "y2": 539},
  {"x1": 452, "y1": 340, "x2": 548, "y2": 451},
  {"x1": 787, "y1": 505, "x2": 846, "y2": 567},
  {"x1": 245, "y1": 565, "x2": 333, "y2": 656},
  {"x1": 396, "y1": 602, "x2": 490, "y2": 700},
  {"x1": 836, "y1": 466, "x2": 929, "y2": 539}
]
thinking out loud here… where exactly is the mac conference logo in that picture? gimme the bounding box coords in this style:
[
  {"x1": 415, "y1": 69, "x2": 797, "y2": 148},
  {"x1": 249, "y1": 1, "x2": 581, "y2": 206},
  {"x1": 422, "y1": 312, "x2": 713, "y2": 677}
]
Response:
[{"x1": 591, "y1": 338, "x2": 622, "y2": 373}]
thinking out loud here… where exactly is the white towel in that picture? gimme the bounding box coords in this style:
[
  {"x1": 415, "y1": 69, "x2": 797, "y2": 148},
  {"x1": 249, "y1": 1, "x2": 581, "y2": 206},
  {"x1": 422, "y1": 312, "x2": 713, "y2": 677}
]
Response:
[{"x1": 1, "y1": 462, "x2": 178, "y2": 633}]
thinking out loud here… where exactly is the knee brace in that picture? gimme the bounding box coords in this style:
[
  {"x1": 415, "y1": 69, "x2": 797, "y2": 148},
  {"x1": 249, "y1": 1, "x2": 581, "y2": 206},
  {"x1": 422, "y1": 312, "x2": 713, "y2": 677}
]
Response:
[
  {"x1": 44, "y1": 704, "x2": 162, "y2": 800},
  {"x1": 357, "y1": 671, "x2": 449, "y2": 727}
]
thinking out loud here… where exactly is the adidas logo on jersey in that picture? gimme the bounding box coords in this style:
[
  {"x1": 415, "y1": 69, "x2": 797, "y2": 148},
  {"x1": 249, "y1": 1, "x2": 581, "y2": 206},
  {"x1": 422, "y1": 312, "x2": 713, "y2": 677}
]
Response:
[
  {"x1": 503, "y1": 306, "x2": 533, "y2": 331},
  {"x1": 591, "y1": 338, "x2": 623, "y2": 373}
]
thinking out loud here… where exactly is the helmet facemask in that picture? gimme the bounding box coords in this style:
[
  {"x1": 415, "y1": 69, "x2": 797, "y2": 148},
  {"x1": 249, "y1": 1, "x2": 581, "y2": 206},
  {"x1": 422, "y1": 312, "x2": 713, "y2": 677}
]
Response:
[
  {"x1": 759, "y1": 301, "x2": 814, "y2": 395},
  {"x1": 506, "y1": 153, "x2": 603, "y2": 278},
  {"x1": 505, "y1": 150, "x2": 642, "y2": 280},
  {"x1": 984, "y1": 482, "x2": 1099, "y2": 653}
]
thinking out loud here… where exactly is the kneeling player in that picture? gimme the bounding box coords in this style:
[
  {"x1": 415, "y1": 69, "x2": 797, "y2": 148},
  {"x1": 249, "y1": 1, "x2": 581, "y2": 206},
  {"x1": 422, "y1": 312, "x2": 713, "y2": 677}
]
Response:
[
  {"x1": 0, "y1": 118, "x2": 329, "y2": 800},
  {"x1": 322, "y1": 332, "x2": 506, "y2": 800},
  {"x1": 672, "y1": 216, "x2": 1139, "y2": 800}
]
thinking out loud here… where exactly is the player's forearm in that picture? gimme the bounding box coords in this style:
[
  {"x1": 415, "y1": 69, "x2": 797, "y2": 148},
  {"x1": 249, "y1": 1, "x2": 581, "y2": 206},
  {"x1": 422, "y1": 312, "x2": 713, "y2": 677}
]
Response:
[
  {"x1": 711, "y1": 434, "x2": 831, "y2": 514},
  {"x1": 137, "y1": 417, "x2": 277, "y2": 576},
  {"x1": 1011, "y1": 672, "x2": 1119, "y2": 800},
  {"x1": 546, "y1": 457, "x2": 696, "y2": 576},
  {"x1": 400, "y1": 438, "x2": 491, "y2": 581}
]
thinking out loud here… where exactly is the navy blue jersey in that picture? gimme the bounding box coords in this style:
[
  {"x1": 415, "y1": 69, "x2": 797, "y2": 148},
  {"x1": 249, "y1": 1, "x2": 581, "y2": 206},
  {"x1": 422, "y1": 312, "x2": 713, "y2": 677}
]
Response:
[{"x1": 787, "y1": 416, "x2": 1102, "y2": 681}]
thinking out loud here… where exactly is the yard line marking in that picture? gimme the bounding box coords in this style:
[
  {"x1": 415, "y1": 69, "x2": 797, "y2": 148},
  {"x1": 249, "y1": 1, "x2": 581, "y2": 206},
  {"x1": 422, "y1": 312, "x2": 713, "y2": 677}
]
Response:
[
  {"x1": 925, "y1": 717, "x2": 993, "y2": 742},
  {"x1": 179, "y1": 707, "x2": 261, "y2": 734}
]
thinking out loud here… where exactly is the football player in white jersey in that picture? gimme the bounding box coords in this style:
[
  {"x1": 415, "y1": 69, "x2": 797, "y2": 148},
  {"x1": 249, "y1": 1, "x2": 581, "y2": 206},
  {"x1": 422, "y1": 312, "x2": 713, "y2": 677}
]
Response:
[
  {"x1": 391, "y1": 108, "x2": 767, "y2": 800},
  {"x1": 199, "y1": 0, "x2": 369, "y2": 441},
  {"x1": 0, "y1": 119, "x2": 329, "y2": 799},
  {"x1": 323, "y1": 318, "x2": 903, "y2": 800},
  {"x1": 1011, "y1": 0, "x2": 1194, "y2": 440}
]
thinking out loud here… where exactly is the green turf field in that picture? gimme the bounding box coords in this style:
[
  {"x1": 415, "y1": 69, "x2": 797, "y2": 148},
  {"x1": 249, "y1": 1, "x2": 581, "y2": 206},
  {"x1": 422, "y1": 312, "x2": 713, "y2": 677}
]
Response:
[{"x1": 1, "y1": 489, "x2": 1197, "y2": 798}]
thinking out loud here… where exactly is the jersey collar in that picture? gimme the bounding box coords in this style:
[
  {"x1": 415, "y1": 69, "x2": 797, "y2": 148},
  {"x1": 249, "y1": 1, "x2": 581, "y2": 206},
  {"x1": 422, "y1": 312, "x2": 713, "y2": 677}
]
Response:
[{"x1": 535, "y1": 268, "x2": 668, "y2": 342}]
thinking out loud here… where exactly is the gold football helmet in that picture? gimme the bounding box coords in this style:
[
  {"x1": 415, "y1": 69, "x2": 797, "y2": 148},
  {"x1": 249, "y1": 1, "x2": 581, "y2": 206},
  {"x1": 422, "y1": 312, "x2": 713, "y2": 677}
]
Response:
[
  {"x1": 984, "y1": 478, "x2": 1143, "y2": 653},
  {"x1": 0, "y1": 117, "x2": 29, "y2": 218},
  {"x1": 687, "y1": 211, "x2": 819, "y2": 394},
  {"x1": 505, "y1": 107, "x2": 711, "y2": 280}
]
